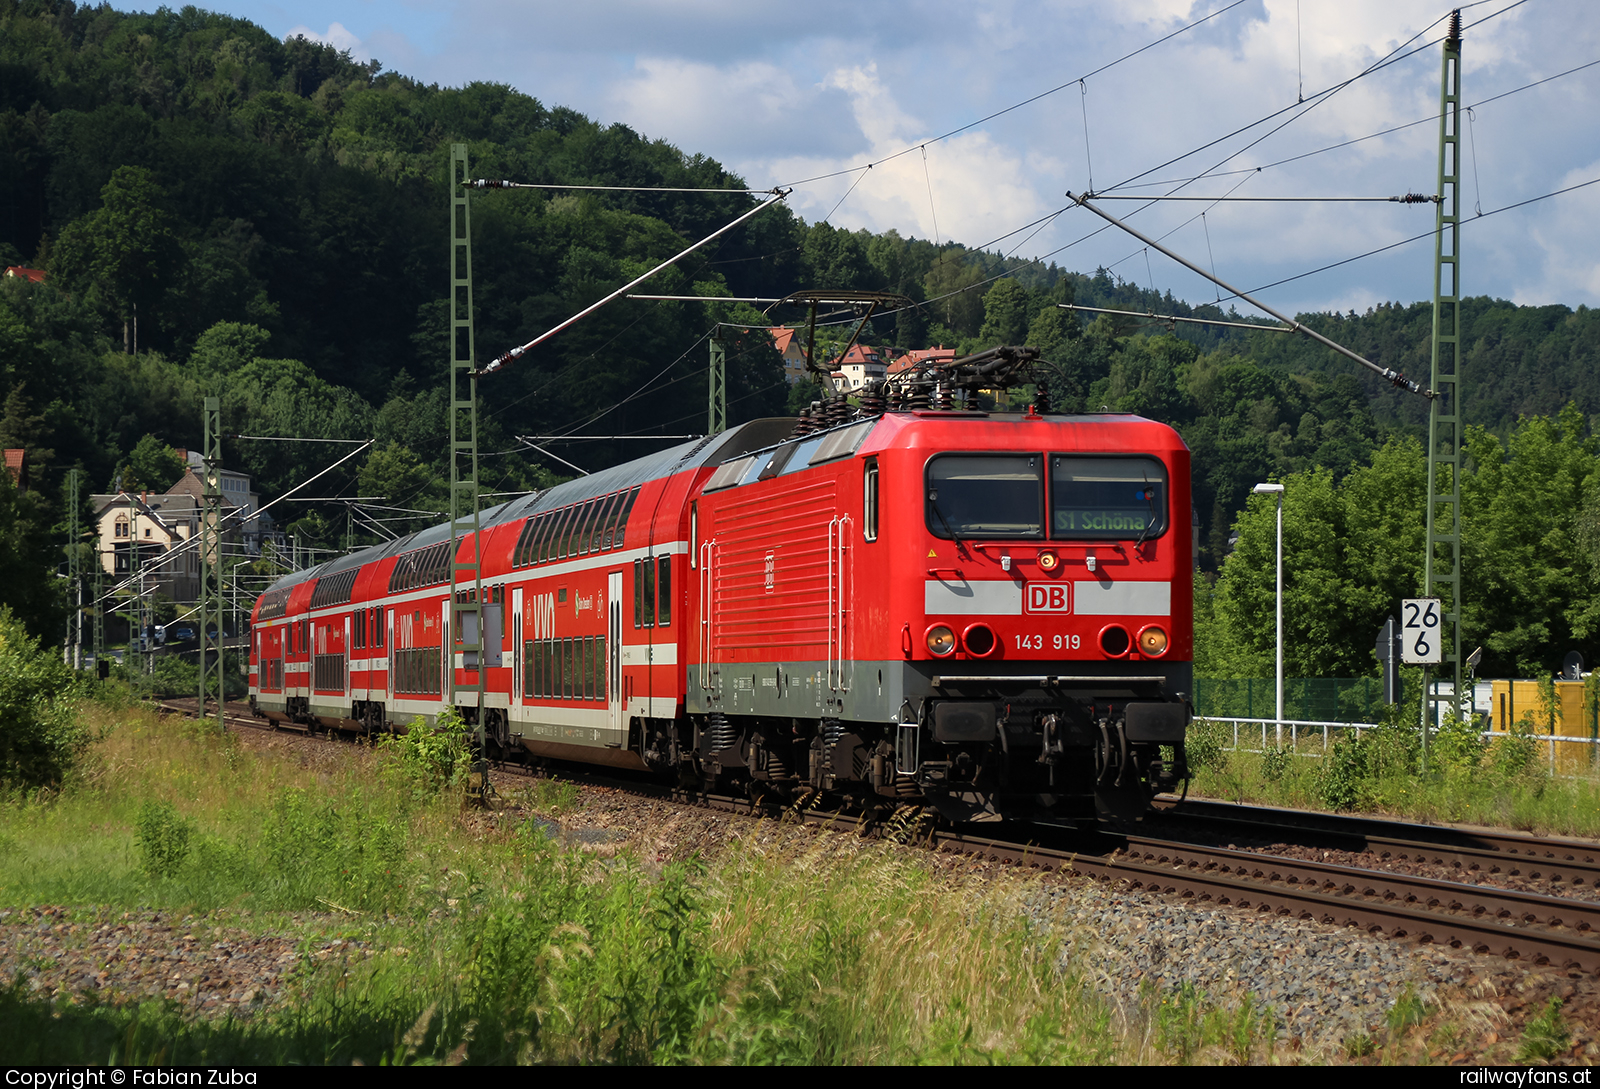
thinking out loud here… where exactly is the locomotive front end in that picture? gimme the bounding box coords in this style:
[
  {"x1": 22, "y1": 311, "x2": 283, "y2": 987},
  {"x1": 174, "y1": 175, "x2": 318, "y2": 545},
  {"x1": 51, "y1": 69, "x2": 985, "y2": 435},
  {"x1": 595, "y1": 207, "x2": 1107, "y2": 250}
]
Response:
[{"x1": 889, "y1": 412, "x2": 1193, "y2": 823}]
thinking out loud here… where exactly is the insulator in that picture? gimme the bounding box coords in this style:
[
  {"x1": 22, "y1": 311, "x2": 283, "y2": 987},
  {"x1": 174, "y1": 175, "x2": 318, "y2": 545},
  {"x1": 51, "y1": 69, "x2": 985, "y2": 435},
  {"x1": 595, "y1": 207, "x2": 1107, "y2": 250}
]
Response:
[
  {"x1": 1033, "y1": 380, "x2": 1052, "y2": 415},
  {"x1": 827, "y1": 392, "x2": 850, "y2": 426},
  {"x1": 794, "y1": 401, "x2": 824, "y2": 437},
  {"x1": 858, "y1": 382, "x2": 886, "y2": 419},
  {"x1": 906, "y1": 379, "x2": 931, "y2": 411},
  {"x1": 931, "y1": 382, "x2": 952, "y2": 412}
]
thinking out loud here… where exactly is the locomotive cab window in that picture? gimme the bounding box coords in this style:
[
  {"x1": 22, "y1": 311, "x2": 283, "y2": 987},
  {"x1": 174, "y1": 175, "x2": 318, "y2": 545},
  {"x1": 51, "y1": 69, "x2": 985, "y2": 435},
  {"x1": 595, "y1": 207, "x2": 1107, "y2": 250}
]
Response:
[
  {"x1": 1049, "y1": 456, "x2": 1168, "y2": 540},
  {"x1": 926, "y1": 455, "x2": 1043, "y2": 539}
]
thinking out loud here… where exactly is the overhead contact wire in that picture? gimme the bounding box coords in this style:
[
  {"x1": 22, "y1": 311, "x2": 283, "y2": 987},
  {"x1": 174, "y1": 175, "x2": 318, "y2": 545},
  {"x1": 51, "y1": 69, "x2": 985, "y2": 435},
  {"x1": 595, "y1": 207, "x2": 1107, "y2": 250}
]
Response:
[{"x1": 773, "y1": 0, "x2": 1250, "y2": 189}]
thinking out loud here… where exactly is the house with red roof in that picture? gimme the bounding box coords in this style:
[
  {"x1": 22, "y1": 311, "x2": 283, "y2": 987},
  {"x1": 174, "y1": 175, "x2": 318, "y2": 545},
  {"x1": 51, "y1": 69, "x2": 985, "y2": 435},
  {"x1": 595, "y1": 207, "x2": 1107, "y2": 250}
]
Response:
[
  {"x1": 832, "y1": 344, "x2": 888, "y2": 391},
  {"x1": 769, "y1": 327, "x2": 812, "y2": 384},
  {"x1": 3, "y1": 449, "x2": 25, "y2": 489},
  {"x1": 886, "y1": 346, "x2": 956, "y2": 392}
]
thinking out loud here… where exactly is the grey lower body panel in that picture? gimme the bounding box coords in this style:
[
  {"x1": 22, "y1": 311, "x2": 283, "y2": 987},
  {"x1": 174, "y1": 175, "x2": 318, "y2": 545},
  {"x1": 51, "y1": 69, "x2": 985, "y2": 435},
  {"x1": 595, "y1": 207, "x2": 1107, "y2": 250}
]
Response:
[
  {"x1": 515, "y1": 736, "x2": 649, "y2": 771},
  {"x1": 687, "y1": 657, "x2": 1192, "y2": 723}
]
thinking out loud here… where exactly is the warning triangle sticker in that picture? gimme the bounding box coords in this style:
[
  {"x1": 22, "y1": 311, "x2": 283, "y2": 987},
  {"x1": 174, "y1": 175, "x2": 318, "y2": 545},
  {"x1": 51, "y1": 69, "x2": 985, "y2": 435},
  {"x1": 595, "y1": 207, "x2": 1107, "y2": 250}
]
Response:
[{"x1": 927, "y1": 549, "x2": 938, "y2": 558}]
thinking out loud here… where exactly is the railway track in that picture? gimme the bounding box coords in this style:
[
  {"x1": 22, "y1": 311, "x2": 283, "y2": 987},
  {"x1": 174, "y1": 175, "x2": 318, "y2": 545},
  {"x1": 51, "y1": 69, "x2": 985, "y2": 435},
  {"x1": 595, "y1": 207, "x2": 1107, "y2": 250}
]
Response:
[
  {"x1": 1153, "y1": 797, "x2": 1600, "y2": 889},
  {"x1": 152, "y1": 698, "x2": 1600, "y2": 975}
]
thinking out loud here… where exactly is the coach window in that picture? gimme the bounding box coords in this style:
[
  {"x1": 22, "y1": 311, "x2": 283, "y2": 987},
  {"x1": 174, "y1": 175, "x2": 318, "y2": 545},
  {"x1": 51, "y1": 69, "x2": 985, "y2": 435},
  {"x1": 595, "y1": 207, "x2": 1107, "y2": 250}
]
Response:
[
  {"x1": 863, "y1": 459, "x2": 879, "y2": 542},
  {"x1": 561, "y1": 503, "x2": 585, "y2": 558},
  {"x1": 632, "y1": 557, "x2": 656, "y2": 627},
  {"x1": 575, "y1": 499, "x2": 601, "y2": 555},
  {"x1": 550, "y1": 507, "x2": 575, "y2": 561},
  {"x1": 613, "y1": 487, "x2": 640, "y2": 550},
  {"x1": 657, "y1": 556, "x2": 671, "y2": 626},
  {"x1": 528, "y1": 513, "x2": 550, "y2": 564},
  {"x1": 591, "y1": 491, "x2": 619, "y2": 552},
  {"x1": 512, "y1": 518, "x2": 534, "y2": 567},
  {"x1": 595, "y1": 492, "x2": 621, "y2": 551},
  {"x1": 564, "y1": 503, "x2": 590, "y2": 558}
]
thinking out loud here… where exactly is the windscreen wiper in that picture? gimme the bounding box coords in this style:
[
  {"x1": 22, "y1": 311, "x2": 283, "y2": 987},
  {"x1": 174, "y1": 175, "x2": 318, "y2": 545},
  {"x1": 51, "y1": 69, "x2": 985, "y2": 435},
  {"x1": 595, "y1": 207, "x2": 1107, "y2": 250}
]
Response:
[
  {"x1": 928, "y1": 490, "x2": 970, "y2": 559},
  {"x1": 1134, "y1": 476, "x2": 1159, "y2": 549}
]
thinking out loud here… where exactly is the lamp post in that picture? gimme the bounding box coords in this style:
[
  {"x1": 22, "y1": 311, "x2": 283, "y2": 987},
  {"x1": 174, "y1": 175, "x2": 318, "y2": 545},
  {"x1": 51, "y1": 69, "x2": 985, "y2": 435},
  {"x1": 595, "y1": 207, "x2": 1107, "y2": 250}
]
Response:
[{"x1": 1252, "y1": 482, "x2": 1285, "y2": 747}]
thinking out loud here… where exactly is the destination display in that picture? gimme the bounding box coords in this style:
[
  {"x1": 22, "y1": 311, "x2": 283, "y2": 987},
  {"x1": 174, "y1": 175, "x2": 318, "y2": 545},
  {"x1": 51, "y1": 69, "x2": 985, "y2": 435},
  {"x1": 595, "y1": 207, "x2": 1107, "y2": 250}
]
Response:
[
  {"x1": 1052, "y1": 505, "x2": 1160, "y2": 535},
  {"x1": 1050, "y1": 456, "x2": 1167, "y2": 540}
]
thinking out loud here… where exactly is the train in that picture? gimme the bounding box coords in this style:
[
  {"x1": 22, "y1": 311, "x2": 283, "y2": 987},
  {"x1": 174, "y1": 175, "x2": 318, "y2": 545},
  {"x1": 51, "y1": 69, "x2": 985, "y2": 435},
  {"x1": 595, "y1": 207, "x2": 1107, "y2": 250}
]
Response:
[{"x1": 248, "y1": 348, "x2": 1194, "y2": 824}]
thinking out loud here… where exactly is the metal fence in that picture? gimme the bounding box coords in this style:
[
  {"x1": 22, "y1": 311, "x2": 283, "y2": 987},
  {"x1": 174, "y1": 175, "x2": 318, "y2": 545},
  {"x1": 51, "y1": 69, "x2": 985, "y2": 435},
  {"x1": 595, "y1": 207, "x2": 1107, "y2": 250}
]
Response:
[
  {"x1": 1192, "y1": 715, "x2": 1600, "y2": 777},
  {"x1": 1192, "y1": 677, "x2": 1388, "y2": 723}
]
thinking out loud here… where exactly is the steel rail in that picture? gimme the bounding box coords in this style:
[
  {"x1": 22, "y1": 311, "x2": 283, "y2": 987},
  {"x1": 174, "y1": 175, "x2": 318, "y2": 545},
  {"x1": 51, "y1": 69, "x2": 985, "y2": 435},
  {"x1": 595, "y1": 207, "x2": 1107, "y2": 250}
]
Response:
[
  {"x1": 933, "y1": 828, "x2": 1600, "y2": 975},
  {"x1": 1158, "y1": 798, "x2": 1600, "y2": 881}
]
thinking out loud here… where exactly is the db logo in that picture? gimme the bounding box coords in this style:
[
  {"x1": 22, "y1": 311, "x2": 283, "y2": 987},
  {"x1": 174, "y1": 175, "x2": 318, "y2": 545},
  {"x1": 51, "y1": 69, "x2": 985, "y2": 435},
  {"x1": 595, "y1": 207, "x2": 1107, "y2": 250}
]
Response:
[{"x1": 1026, "y1": 583, "x2": 1072, "y2": 614}]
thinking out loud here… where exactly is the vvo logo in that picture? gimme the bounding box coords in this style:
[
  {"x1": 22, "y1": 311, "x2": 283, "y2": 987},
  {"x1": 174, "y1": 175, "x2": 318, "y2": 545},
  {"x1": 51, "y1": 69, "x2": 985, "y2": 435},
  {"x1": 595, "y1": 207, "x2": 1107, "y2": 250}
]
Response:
[{"x1": 1025, "y1": 583, "x2": 1072, "y2": 614}]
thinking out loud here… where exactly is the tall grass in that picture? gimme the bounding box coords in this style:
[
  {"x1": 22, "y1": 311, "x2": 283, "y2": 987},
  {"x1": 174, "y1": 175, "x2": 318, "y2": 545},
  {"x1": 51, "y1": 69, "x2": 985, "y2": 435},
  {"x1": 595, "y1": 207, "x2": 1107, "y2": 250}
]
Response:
[
  {"x1": 1187, "y1": 714, "x2": 1600, "y2": 838},
  {"x1": 4, "y1": 703, "x2": 1306, "y2": 1065}
]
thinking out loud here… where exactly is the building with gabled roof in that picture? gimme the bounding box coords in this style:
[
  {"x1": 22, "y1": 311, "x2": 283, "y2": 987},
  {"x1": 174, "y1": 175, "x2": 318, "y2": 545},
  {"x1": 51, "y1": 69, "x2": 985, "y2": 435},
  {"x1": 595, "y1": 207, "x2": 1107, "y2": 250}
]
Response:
[
  {"x1": 770, "y1": 327, "x2": 812, "y2": 384},
  {"x1": 830, "y1": 344, "x2": 888, "y2": 391},
  {"x1": 2, "y1": 449, "x2": 25, "y2": 489},
  {"x1": 90, "y1": 463, "x2": 272, "y2": 603}
]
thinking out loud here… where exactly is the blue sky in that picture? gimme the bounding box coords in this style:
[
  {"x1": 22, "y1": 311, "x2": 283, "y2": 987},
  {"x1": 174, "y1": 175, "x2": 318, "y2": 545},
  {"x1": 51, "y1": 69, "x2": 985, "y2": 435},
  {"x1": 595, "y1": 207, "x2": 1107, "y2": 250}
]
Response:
[{"x1": 192, "y1": 0, "x2": 1600, "y2": 316}]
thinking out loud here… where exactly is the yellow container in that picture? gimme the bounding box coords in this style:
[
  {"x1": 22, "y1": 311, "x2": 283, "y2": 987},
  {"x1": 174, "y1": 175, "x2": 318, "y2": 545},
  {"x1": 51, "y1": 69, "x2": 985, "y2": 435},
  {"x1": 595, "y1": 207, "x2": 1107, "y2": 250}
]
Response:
[{"x1": 1487, "y1": 679, "x2": 1598, "y2": 774}]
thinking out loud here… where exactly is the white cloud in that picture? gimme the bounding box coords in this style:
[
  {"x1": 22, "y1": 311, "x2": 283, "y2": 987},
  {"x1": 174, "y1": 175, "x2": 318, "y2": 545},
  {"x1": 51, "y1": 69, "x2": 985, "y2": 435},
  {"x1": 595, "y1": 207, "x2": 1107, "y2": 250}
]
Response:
[
  {"x1": 284, "y1": 21, "x2": 371, "y2": 62},
  {"x1": 1516, "y1": 162, "x2": 1600, "y2": 307},
  {"x1": 210, "y1": 0, "x2": 1600, "y2": 312},
  {"x1": 607, "y1": 57, "x2": 860, "y2": 159},
  {"x1": 738, "y1": 63, "x2": 1052, "y2": 247}
]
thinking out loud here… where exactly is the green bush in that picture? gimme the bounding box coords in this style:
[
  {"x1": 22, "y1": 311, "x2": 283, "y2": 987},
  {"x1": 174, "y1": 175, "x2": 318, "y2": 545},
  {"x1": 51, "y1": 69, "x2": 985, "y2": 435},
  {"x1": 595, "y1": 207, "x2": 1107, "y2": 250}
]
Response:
[
  {"x1": 134, "y1": 799, "x2": 193, "y2": 877},
  {"x1": 0, "y1": 606, "x2": 87, "y2": 791},
  {"x1": 382, "y1": 708, "x2": 472, "y2": 795},
  {"x1": 1320, "y1": 731, "x2": 1368, "y2": 810},
  {"x1": 1516, "y1": 998, "x2": 1570, "y2": 1062},
  {"x1": 1489, "y1": 716, "x2": 1539, "y2": 776},
  {"x1": 146, "y1": 654, "x2": 199, "y2": 698},
  {"x1": 1434, "y1": 710, "x2": 1487, "y2": 772},
  {"x1": 257, "y1": 785, "x2": 408, "y2": 911},
  {"x1": 1185, "y1": 719, "x2": 1229, "y2": 773}
]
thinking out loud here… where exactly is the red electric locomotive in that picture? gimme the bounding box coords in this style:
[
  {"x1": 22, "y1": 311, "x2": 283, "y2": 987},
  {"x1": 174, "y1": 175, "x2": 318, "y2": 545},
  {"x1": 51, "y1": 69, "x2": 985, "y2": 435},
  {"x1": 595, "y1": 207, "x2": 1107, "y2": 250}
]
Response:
[{"x1": 250, "y1": 349, "x2": 1193, "y2": 823}]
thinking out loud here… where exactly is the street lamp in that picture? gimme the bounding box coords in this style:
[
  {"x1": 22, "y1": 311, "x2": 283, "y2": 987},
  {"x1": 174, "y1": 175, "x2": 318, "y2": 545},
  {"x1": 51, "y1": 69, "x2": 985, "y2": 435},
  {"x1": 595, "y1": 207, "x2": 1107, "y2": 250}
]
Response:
[{"x1": 1252, "y1": 482, "x2": 1285, "y2": 747}]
